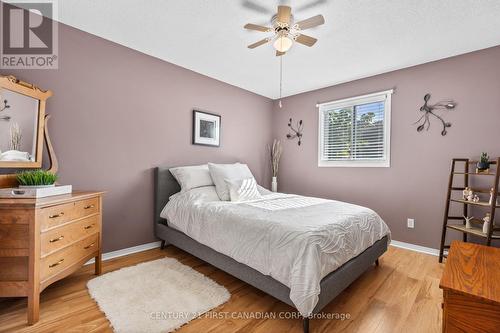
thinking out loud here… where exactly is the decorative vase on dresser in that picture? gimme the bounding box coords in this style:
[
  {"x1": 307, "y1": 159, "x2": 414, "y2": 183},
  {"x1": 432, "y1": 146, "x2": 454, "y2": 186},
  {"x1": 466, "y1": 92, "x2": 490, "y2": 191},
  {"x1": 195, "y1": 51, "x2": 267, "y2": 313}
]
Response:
[{"x1": 0, "y1": 191, "x2": 104, "y2": 324}]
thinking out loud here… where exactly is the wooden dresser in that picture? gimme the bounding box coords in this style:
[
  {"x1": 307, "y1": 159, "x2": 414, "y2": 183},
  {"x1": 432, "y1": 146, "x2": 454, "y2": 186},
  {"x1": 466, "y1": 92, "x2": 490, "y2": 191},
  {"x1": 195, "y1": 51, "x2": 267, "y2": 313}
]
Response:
[
  {"x1": 440, "y1": 241, "x2": 500, "y2": 333},
  {"x1": 0, "y1": 191, "x2": 103, "y2": 324}
]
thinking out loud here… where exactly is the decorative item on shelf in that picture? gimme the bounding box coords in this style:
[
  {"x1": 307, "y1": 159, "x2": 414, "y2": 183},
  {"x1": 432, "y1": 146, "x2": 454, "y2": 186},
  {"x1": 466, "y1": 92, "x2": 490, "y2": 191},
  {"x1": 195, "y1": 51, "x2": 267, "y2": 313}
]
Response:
[
  {"x1": 462, "y1": 187, "x2": 471, "y2": 200},
  {"x1": 414, "y1": 93, "x2": 456, "y2": 136},
  {"x1": 473, "y1": 194, "x2": 480, "y2": 203},
  {"x1": 489, "y1": 187, "x2": 498, "y2": 206},
  {"x1": 286, "y1": 118, "x2": 303, "y2": 145},
  {"x1": 463, "y1": 215, "x2": 474, "y2": 229},
  {"x1": 268, "y1": 139, "x2": 282, "y2": 192},
  {"x1": 482, "y1": 213, "x2": 491, "y2": 234},
  {"x1": 467, "y1": 190, "x2": 475, "y2": 202},
  {"x1": 476, "y1": 152, "x2": 490, "y2": 173}
]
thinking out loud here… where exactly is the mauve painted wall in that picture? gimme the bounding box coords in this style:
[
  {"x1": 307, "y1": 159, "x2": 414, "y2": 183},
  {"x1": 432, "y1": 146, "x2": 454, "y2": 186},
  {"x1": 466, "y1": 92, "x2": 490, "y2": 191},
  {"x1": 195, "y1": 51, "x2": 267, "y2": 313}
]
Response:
[
  {"x1": 272, "y1": 46, "x2": 500, "y2": 249},
  {"x1": 1, "y1": 23, "x2": 273, "y2": 252},
  {"x1": 3, "y1": 20, "x2": 499, "y2": 253}
]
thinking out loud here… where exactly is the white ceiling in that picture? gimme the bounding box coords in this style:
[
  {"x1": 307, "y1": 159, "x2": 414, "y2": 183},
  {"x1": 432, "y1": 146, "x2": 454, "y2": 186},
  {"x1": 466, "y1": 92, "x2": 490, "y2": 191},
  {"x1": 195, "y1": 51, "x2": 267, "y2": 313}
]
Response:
[{"x1": 53, "y1": 0, "x2": 500, "y2": 99}]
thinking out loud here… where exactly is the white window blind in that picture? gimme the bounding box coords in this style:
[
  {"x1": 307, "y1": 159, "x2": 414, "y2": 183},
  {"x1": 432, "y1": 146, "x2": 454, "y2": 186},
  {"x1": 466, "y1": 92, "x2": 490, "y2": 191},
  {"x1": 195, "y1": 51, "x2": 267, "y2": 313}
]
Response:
[{"x1": 318, "y1": 90, "x2": 392, "y2": 167}]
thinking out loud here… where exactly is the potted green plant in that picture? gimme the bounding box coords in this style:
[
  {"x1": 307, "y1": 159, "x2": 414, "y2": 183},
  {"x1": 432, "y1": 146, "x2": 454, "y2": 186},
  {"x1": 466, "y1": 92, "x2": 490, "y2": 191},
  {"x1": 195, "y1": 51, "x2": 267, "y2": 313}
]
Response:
[
  {"x1": 16, "y1": 170, "x2": 58, "y2": 188},
  {"x1": 477, "y1": 152, "x2": 490, "y2": 172}
]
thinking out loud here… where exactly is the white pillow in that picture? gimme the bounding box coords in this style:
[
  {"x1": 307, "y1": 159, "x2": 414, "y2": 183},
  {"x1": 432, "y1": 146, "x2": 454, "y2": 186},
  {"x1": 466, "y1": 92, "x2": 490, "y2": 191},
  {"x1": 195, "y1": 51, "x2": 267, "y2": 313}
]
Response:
[
  {"x1": 169, "y1": 164, "x2": 214, "y2": 192},
  {"x1": 225, "y1": 177, "x2": 262, "y2": 202},
  {"x1": 208, "y1": 163, "x2": 255, "y2": 201}
]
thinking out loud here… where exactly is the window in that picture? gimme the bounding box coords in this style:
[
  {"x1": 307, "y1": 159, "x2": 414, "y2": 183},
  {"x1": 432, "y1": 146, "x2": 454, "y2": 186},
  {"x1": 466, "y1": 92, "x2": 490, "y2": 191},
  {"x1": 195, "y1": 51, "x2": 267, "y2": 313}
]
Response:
[{"x1": 318, "y1": 90, "x2": 392, "y2": 167}]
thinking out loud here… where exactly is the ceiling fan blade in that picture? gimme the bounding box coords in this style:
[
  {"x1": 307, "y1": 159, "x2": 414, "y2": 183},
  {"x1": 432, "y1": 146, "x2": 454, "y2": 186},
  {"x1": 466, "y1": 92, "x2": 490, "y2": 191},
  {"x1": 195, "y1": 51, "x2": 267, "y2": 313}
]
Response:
[
  {"x1": 276, "y1": 51, "x2": 286, "y2": 57},
  {"x1": 277, "y1": 5, "x2": 292, "y2": 25},
  {"x1": 244, "y1": 23, "x2": 271, "y2": 32},
  {"x1": 296, "y1": 15, "x2": 325, "y2": 30},
  {"x1": 248, "y1": 38, "x2": 270, "y2": 49},
  {"x1": 295, "y1": 34, "x2": 317, "y2": 47}
]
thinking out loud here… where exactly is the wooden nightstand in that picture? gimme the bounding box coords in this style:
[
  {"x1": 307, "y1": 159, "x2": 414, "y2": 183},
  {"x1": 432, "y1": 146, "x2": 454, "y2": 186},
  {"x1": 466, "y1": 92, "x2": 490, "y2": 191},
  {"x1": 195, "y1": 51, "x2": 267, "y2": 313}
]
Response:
[
  {"x1": 0, "y1": 191, "x2": 103, "y2": 324},
  {"x1": 439, "y1": 241, "x2": 500, "y2": 332}
]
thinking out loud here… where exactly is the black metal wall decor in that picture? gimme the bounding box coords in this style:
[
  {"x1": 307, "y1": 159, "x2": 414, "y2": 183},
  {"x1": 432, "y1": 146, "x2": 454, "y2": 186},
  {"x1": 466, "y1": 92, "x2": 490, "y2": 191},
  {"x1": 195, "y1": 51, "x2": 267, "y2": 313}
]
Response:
[
  {"x1": 0, "y1": 99, "x2": 10, "y2": 121},
  {"x1": 415, "y1": 93, "x2": 456, "y2": 136},
  {"x1": 286, "y1": 118, "x2": 303, "y2": 145}
]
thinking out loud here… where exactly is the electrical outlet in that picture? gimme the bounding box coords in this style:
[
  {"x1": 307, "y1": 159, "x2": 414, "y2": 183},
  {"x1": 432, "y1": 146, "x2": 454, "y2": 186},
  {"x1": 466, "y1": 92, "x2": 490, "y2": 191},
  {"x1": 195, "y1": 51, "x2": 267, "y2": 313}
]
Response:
[{"x1": 407, "y1": 218, "x2": 415, "y2": 229}]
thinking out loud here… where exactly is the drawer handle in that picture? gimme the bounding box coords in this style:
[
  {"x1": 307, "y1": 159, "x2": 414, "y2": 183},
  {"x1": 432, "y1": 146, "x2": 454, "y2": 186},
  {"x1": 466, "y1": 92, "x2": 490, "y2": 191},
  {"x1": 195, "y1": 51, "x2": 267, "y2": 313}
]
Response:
[
  {"x1": 84, "y1": 243, "x2": 95, "y2": 250},
  {"x1": 49, "y1": 212, "x2": 64, "y2": 219},
  {"x1": 49, "y1": 259, "x2": 64, "y2": 268},
  {"x1": 84, "y1": 204, "x2": 95, "y2": 210},
  {"x1": 49, "y1": 235, "x2": 64, "y2": 243},
  {"x1": 84, "y1": 225, "x2": 94, "y2": 230}
]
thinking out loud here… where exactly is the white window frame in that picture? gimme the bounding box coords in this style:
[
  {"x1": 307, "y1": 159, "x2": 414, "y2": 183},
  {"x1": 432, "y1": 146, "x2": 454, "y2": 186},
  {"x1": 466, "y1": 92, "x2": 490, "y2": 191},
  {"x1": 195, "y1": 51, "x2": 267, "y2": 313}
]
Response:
[{"x1": 317, "y1": 89, "x2": 393, "y2": 168}]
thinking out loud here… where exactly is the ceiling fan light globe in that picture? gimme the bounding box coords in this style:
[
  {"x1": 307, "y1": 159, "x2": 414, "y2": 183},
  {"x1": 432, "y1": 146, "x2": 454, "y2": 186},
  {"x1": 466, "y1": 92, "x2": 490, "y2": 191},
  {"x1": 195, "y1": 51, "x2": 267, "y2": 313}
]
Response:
[{"x1": 273, "y1": 36, "x2": 293, "y2": 52}]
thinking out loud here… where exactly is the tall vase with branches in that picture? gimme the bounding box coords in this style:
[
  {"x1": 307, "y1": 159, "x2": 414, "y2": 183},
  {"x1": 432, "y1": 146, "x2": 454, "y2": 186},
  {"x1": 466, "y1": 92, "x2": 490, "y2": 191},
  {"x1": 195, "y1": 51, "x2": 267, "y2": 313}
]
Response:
[
  {"x1": 268, "y1": 139, "x2": 282, "y2": 192},
  {"x1": 9, "y1": 122, "x2": 22, "y2": 151}
]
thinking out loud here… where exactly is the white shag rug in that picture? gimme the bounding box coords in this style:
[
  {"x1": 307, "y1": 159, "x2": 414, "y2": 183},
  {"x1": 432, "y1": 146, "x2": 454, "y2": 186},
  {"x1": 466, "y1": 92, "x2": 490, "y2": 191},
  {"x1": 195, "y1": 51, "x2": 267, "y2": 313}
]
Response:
[{"x1": 87, "y1": 258, "x2": 230, "y2": 333}]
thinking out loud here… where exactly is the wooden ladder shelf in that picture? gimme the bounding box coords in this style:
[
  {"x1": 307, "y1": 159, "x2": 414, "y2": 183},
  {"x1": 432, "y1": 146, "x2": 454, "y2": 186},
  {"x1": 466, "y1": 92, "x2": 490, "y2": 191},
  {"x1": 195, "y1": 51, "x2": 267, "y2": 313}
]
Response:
[{"x1": 439, "y1": 158, "x2": 500, "y2": 263}]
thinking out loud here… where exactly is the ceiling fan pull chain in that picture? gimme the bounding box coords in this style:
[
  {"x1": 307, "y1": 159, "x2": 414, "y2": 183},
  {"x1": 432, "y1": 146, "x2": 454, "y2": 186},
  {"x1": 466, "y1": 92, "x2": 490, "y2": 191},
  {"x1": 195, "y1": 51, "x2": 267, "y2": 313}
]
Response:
[{"x1": 279, "y1": 55, "x2": 283, "y2": 108}]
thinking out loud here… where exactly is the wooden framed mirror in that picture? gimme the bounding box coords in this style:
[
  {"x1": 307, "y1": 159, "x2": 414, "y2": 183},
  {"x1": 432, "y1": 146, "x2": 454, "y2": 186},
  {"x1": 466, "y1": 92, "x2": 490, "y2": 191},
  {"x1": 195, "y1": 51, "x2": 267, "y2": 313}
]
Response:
[{"x1": 0, "y1": 75, "x2": 54, "y2": 187}]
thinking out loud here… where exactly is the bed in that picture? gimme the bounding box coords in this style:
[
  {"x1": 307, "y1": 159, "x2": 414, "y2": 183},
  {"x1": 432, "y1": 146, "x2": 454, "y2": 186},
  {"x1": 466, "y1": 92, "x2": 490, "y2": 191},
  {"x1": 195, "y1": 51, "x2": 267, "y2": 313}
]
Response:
[{"x1": 154, "y1": 166, "x2": 390, "y2": 333}]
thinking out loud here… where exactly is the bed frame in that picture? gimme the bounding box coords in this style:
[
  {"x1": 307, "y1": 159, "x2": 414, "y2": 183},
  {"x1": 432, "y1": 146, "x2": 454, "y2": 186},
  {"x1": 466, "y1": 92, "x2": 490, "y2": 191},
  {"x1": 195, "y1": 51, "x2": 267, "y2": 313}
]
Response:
[{"x1": 154, "y1": 166, "x2": 388, "y2": 333}]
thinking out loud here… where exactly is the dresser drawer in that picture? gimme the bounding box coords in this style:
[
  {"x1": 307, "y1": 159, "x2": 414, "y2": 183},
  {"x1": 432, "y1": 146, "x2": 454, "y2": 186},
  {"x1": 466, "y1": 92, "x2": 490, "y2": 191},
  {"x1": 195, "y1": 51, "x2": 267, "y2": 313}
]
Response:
[
  {"x1": 40, "y1": 197, "x2": 99, "y2": 231},
  {"x1": 40, "y1": 215, "x2": 100, "y2": 257},
  {"x1": 40, "y1": 233, "x2": 98, "y2": 282}
]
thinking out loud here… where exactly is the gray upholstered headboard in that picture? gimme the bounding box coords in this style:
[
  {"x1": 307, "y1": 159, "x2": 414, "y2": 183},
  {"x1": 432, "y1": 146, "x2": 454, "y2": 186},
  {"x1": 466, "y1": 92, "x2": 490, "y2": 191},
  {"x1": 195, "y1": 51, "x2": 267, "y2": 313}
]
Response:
[{"x1": 154, "y1": 166, "x2": 181, "y2": 225}]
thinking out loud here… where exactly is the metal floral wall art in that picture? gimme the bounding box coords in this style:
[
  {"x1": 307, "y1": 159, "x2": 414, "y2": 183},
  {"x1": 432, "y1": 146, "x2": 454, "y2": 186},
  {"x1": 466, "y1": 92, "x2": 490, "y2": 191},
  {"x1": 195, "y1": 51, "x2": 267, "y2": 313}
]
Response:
[
  {"x1": 414, "y1": 93, "x2": 456, "y2": 136},
  {"x1": 286, "y1": 118, "x2": 303, "y2": 145},
  {"x1": 0, "y1": 98, "x2": 10, "y2": 121}
]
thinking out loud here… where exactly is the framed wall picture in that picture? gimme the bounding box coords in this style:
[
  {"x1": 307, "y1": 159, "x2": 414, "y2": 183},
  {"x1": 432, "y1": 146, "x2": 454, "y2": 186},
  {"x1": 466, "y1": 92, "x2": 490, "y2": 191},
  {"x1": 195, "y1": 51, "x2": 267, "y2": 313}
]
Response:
[{"x1": 192, "y1": 110, "x2": 221, "y2": 147}]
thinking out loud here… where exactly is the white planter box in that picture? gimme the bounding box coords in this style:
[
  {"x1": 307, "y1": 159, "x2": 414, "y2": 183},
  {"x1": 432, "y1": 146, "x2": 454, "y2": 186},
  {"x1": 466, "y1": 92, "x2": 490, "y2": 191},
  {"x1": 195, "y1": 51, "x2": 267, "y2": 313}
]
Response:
[{"x1": 0, "y1": 185, "x2": 72, "y2": 198}]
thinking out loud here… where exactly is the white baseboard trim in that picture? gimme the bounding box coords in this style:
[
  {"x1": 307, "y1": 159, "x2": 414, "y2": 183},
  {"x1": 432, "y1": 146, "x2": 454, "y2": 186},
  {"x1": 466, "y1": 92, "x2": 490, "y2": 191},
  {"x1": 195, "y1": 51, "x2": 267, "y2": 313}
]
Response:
[
  {"x1": 390, "y1": 240, "x2": 439, "y2": 256},
  {"x1": 85, "y1": 240, "x2": 162, "y2": 265},
  {"x1": 84, "y1": 239, "x2": 439, "y2": 267}
]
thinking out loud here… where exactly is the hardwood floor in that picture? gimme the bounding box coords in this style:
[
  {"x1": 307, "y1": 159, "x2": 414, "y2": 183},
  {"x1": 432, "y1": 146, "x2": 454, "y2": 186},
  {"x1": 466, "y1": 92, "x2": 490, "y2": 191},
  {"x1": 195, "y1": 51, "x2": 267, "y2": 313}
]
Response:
[{"x1": 0, "y1": 245, "x2": 444, "y2": 333}]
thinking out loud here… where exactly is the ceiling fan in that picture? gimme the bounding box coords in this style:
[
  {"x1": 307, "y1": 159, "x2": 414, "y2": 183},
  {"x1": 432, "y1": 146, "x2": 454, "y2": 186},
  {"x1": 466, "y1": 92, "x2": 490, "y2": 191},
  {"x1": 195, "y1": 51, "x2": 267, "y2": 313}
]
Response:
[{"x1": 244, "y1": 5, "x2": 325, "y2": 56}]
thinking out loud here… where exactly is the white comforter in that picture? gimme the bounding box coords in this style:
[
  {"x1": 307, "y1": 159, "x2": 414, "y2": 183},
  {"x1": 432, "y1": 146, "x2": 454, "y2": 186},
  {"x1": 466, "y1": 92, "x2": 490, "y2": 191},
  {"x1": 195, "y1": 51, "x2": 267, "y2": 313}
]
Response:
[{"x1": 161, "y1": 187, "x2": 391, "y2": 316}]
